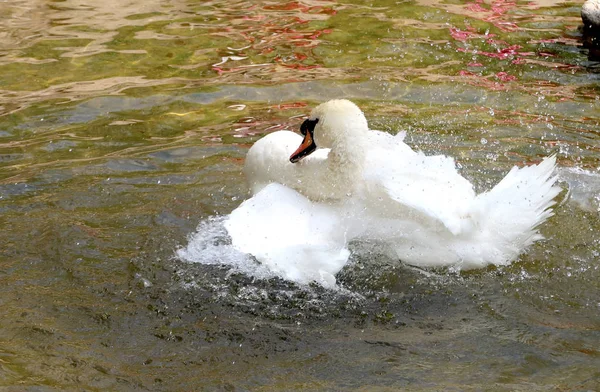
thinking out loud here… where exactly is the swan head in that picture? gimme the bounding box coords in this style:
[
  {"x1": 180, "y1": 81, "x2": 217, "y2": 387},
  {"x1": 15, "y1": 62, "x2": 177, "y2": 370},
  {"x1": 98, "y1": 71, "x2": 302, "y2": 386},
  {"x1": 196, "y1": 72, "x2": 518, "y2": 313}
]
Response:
[{"x1": 290, "y1": 99, "x2": 368, "y2": 163}]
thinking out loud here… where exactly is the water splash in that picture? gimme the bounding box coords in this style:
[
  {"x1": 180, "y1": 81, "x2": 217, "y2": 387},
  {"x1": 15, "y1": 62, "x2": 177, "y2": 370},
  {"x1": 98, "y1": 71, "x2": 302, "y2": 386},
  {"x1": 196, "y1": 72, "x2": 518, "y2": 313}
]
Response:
[
  {"x1": 176, "y1": 215, "x2": 276, "y2": 282},
  {"x1": 559, "y1": 166, "x2": 600, "y2": 213}
]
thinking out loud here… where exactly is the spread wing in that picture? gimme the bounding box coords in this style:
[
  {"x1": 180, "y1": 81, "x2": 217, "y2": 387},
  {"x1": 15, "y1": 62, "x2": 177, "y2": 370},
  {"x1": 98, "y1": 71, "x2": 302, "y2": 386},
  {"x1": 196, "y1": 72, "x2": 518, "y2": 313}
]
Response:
[
  {"x1": 224, "y1": 183, "x2": 350, "y2": 287},
  {"x1": 365, "y1": 131, "x2": 476, "y2": 235}
]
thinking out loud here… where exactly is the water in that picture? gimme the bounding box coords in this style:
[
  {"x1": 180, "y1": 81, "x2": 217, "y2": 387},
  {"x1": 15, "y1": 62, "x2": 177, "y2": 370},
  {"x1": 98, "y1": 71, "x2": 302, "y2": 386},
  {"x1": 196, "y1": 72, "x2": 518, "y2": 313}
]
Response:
[{"x1": 1, "y1": 0, "x2": 599, "y2": 390}]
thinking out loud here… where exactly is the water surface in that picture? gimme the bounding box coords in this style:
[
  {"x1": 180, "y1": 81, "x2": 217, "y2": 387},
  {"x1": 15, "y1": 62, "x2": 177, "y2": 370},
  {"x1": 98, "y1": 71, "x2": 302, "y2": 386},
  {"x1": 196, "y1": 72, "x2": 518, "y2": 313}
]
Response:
[{"x1": 0, "y1": 0, "x2": 599, "y2": 390}]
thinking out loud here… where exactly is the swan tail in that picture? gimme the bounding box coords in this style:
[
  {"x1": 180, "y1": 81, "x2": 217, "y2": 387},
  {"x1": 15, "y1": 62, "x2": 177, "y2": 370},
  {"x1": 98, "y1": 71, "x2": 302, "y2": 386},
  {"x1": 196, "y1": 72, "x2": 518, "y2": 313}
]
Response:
[{"x1": 464, "y1": 155, "x2": 561, "y2": 267}]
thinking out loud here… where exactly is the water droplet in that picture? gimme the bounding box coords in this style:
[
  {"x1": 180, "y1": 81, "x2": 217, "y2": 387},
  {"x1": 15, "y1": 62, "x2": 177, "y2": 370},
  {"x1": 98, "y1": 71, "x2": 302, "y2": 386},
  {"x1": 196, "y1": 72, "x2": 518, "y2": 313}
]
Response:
[{"x1": 480, "y1": 138, "x2": 488, "y2": 145}]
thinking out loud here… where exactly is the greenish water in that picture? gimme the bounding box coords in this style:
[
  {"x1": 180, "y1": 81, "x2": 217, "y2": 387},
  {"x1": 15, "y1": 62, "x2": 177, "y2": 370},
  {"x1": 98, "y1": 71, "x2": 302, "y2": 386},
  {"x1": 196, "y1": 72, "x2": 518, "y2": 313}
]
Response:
[{"x1": 0, "y1": 0, "x2": 599, "y2": 390}]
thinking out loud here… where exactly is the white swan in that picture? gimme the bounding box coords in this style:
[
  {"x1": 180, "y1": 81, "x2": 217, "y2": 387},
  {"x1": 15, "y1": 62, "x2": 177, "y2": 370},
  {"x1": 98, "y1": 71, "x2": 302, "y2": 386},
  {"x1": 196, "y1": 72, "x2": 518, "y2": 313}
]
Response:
[
  {"x1": 224, "y1": 99, "x2": 560, "y2": 284},
  {"x1": 582, "y1": 0, "x2": 600, "y2": 32}
]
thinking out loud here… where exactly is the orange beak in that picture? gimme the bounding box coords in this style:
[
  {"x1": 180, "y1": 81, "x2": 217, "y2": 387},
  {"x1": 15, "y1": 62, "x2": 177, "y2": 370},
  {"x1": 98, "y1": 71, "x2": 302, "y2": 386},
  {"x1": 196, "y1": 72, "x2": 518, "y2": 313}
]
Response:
[{"x1": 289, "y1": 130, "x2": 316, "y2": 163}]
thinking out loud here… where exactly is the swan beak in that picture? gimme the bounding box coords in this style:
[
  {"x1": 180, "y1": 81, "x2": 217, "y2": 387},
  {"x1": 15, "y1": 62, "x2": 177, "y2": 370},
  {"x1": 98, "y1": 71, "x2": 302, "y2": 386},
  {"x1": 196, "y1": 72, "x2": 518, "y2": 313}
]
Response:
[{"x1": 290, "y1": 128, "x2": 317, "y2": 163}]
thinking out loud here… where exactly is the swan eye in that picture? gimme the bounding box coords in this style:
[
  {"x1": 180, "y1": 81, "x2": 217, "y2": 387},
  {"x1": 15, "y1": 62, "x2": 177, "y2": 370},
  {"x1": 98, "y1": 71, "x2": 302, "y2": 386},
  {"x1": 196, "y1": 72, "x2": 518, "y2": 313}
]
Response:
[{"x1": 300, "y1": 118, "x2": 319, "y2": 136}]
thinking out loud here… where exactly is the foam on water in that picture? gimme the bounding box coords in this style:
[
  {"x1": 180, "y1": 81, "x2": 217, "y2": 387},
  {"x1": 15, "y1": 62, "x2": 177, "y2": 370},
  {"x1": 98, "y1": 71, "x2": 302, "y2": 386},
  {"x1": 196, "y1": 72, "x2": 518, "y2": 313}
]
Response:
[
  {"x1": 176, "y1": 216, "x2": 277, "y2": 282},
  {"x1": 558, "y1": 166, "x2": 600, "y2": 213},
  {"x1": 177, "y1": 184, "x2": 351, "y2": 288}
]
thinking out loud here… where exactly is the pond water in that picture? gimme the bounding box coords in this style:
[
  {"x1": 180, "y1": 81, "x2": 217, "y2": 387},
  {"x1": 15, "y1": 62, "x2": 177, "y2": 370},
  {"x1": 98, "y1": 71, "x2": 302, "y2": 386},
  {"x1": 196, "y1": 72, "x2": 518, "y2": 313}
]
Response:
[{"x1": 1, "y1": 0, "x2": 599, "y2": 390}]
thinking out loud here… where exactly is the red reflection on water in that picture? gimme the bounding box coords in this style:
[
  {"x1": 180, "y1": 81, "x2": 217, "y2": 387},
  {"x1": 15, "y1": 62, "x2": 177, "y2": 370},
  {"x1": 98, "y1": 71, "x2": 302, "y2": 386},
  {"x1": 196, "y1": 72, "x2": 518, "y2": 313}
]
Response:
[
  {"x1": 449, "y1": 0, "x2": 576, "y2": 88},
  {"x1": 263, "y1": 1, "x2": 337, "y2": 15},
  {"x1": 457, "y1": 44, "x2": 532, "y2": 60},
  {"x1": 464, "y1": 0, "x2": 519, "y2": 32},
  {"x1": 449, "y1": 26, "x2": 493, "y2": 42},
  {"x1": 495, "y1": 71, "x2": 517, "y2": 82},
  {"x1": 273, "y1": 102, "x2": 308, "y2": 110},
  {"x1": 209, "y1": 2, "x2": 335, "y2": 76},
  {"x1": 458, "y1": 71, "x2": 516, "y2": 91}
]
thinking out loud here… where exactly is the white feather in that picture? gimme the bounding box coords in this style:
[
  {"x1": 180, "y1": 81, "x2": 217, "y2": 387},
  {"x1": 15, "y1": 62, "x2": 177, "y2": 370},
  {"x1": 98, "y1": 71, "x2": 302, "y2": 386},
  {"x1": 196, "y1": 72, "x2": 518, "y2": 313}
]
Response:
[{"x1": 224, "y1": 99, "x2": 561, "y2": 284}]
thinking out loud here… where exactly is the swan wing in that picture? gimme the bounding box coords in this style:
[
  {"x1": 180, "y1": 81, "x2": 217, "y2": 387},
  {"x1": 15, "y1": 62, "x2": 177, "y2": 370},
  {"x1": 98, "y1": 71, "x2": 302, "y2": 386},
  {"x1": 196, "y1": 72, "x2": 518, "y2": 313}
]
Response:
[
  {"x1": 224, "y1": 183, "x2": 350, "y2": 287},
  {"x1": 364, "y1": 133, "x2": 476, "y2": 234}
]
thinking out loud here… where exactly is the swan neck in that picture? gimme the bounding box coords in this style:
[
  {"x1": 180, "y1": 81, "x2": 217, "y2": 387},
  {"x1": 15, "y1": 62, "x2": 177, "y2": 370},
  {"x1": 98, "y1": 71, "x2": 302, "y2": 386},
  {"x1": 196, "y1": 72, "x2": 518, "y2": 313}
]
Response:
[{"x1": 327, "y1": 135, "x2": 366, "y2": 184}]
